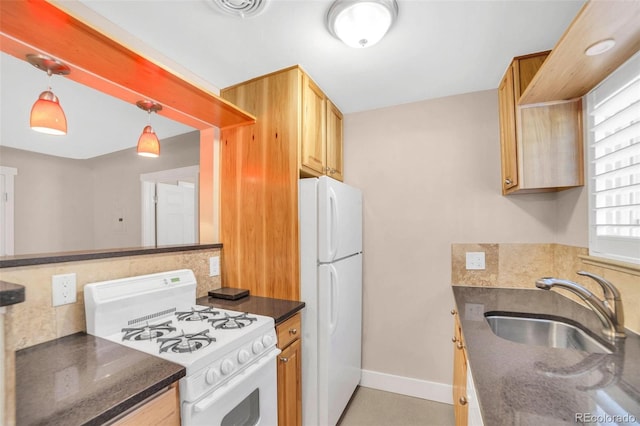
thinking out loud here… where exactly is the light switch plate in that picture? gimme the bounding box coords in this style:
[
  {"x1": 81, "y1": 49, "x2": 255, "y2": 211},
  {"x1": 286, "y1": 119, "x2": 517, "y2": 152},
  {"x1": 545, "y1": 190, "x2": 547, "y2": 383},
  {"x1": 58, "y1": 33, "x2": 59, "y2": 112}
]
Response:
[
  {"x1": 209, "y1": 256, "x2": 220, "y2": 277},
  {"x1": 465, "y1": 252, "x2": 486, "y2": 270}
]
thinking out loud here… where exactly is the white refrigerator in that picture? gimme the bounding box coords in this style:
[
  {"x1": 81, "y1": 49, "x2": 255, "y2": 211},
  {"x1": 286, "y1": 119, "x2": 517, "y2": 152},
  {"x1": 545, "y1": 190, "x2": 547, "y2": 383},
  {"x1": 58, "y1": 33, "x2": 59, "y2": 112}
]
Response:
[{"x1": 300, "y1": 176, "x2": 363, "y2": 426}]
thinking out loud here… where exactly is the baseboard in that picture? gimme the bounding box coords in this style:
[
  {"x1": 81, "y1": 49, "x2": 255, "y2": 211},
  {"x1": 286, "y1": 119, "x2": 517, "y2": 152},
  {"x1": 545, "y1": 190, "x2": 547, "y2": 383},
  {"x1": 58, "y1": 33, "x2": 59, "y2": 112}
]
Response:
[{"x1": 359, "y1": 369, "x2": 453, "y2": 405}]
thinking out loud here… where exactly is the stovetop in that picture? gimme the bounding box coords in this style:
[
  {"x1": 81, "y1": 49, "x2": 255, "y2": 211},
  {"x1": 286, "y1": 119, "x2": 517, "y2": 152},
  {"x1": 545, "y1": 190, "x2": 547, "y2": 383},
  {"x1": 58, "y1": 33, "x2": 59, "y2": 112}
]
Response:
[
  {"x1": 84, "y1": 270, "x2": 280, "y2": 402},
  {"x1": 101, "y1": 305, "x2": 276, "y2": 376}
]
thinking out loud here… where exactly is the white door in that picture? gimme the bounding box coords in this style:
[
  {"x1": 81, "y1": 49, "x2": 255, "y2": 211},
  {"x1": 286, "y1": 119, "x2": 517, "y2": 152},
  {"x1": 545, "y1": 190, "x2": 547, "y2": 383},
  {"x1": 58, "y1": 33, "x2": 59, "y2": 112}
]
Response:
[
  {"x1": 318, "y1": 176, "x2": 362, "y2": 262},
  {"x1": 318, "y1": 253, "x2": 362, "y2": 426},
  {"x1": 156, "y1": 182, "x2": 196, "y2": 246}
]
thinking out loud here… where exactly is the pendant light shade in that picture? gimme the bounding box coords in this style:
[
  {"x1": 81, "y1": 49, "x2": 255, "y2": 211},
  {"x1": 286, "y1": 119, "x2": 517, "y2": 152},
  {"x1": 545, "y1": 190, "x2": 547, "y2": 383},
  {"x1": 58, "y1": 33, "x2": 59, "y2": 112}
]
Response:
[
  {"x1": 26, "y1": 54, "x2": 70, "y2": 135},
  {"x1": 136, "y1": 100, "x2": 163, "y2": 158},
  {"x1": 137, "y1": 124, "x2": 160, "y2": 157},
  {"x1": 327, "y1": 0, "x2": 398, "y2": 48},
  {"x1": 30, "y1": 90, "x2": 67, "y2": 135}
]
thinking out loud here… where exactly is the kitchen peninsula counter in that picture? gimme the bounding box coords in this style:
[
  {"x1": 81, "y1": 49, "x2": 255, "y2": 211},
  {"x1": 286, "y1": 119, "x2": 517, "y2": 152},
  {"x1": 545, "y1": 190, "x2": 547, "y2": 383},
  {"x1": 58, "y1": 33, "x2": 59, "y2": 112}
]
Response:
[
  {"x1": 15, "y1": 332, "x2": 185, "y2": 425},
  {"x1": 0, "y1": 281, "x2": 25, "y2": 307},
  {"x1": 452, "y1": 286, "x2": 640, "y2": 425},
  {"x1": 197, "y1": 294, "x2": 305, "y2": 324}
]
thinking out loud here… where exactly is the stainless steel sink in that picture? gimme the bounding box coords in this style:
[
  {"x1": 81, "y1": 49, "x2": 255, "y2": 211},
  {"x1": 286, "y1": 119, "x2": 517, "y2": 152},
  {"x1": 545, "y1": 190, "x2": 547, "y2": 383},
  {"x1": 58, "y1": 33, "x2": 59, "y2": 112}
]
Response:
[{"x1": 485, "y1": 313, "x2": 612, "y2": 354}]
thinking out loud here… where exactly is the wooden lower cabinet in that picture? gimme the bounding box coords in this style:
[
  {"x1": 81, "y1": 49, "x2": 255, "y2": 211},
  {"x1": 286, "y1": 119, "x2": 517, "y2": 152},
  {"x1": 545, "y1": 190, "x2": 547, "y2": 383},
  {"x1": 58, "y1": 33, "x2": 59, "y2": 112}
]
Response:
[
  {"x1": 112, "y1": 383, "x2": 180, "y2": 426},
  {"x1": 452, "y1": 312, "x2": 468, "y2": 426},
  {"x1": 277, "y1": 313, "x2": 302, "y2": 426}
]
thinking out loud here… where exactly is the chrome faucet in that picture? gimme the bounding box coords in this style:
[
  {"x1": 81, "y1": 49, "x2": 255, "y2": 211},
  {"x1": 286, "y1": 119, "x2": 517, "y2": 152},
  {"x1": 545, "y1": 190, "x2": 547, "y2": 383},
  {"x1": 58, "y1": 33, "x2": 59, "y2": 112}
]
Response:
[{"x1": 535, "y1": 271, "x2": 625, "y2": 340}]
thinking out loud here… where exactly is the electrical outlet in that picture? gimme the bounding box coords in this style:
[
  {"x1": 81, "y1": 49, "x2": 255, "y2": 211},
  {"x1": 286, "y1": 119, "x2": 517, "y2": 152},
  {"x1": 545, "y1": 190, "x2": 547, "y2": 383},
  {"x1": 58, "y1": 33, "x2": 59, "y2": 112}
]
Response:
[
  {"x1": 465, "y1": 252, "x2": 486, "y2": 270},
  {"x1": 209, "y1": 256, "x2": 220, "y2": 277},
  {"x1": 52, "y1": 273, "x2": 77, "y2": 307}
]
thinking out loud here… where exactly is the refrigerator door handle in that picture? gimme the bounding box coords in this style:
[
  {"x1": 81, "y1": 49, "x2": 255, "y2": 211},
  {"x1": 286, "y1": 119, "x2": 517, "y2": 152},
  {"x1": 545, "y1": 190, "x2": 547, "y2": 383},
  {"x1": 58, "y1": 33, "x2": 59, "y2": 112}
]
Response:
[
  {"x1": 329, "y1": 187, "x2": 339, "y2": 260},
  {"x1": 329, "y1": 264, "x2": 339, "y2": 334}
]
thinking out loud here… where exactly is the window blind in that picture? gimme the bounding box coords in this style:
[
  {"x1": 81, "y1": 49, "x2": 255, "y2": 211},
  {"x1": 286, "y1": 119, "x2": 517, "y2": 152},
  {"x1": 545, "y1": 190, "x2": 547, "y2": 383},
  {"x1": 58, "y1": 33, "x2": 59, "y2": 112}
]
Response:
[{"x1": 587, "y1": 51, "x2": 640, "y2": 264}]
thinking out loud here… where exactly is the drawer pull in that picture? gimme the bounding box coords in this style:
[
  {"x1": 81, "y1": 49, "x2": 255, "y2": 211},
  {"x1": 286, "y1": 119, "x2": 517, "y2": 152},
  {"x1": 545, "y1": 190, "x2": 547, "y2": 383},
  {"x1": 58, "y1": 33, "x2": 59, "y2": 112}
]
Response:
[
  {"x1": 459, "y1": 396, "x2": 468, "y2": 405},
  {"x1": 505, "y1": 178, "x2": 512, "y2": 185},
  {"x1": 456, "y1": 342, "x2": 464, "y2": 350},
  {"x1": 289, "y1": 328, "x2": 298, "y2": 335},
  {"x1": 280, "y1": 357, "x2": 289, "y2": 363},
  {"x1": 451, "y1": 309, "x2": 457, "y2": 315},
  {"x1": 452, "y1": 337, "x2": 458, "y2": 343}
]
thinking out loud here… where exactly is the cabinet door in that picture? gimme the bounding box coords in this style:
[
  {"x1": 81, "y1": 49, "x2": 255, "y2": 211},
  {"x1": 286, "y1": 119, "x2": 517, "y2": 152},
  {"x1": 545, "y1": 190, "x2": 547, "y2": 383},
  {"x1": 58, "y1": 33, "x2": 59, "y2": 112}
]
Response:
[
  {"x1": 326, "y1": 100, "x2": 344, "y2": 182},
  {"x1": 498, "y1": 66, "x2": 518, "y2": 194},
  {"x1": 278, "y1": 338, "x2": 302, "y2": 426},
  {"x1": 453, "y1": 317, "x2": 468, "y2": 426},
  {"x1": 113, "y1": 384, "x2": 180, "y2": 426},
  {"x1": 301, "y1": 74, "x2": 327, "y2": 177}
]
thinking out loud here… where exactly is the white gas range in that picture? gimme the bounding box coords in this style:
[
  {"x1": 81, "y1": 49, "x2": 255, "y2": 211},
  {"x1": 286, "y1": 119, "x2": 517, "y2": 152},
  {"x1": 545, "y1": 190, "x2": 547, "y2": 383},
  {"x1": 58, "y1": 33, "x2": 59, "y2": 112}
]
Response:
[{"x1": 84, "y1": 269, "x2": 279, "y2": 426}]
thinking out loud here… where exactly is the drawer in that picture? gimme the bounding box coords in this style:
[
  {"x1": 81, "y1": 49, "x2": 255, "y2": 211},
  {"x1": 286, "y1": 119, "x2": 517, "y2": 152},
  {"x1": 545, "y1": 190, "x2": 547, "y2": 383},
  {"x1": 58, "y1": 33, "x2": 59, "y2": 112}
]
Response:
[{"x1": 276, "y1": 313, "x2": 301, "y2": 349}]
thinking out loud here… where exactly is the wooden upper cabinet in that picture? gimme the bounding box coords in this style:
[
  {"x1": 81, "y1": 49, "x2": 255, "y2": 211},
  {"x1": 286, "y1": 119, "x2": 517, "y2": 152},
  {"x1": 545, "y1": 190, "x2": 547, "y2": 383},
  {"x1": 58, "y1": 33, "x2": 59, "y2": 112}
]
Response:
[
  {"x1": 498, "y1": 66, "x2": 518, "y2": 192},
  {"x1": 218, "y1": 66, "x2": 344, "y2": 300},
  {"x1": 301, "y1": 74, "x2": 327, "y2": 177},
  {"x1": 498, "y1": 51, "x2": 584, "y2": 195},
  {"x1": 299, "y1": 72, "x2": 345, "y2": 182},
  {"x1": 326, "y1": 100, "x2": 344, "y2": 182}
]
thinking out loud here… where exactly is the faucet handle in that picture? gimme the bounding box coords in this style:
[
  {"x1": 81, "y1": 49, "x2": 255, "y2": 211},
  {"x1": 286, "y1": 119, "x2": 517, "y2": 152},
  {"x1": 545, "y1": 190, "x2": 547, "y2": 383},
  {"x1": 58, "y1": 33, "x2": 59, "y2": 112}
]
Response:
[{"x1": 577, "y1": 271, "x2": 620, "y2": 301}]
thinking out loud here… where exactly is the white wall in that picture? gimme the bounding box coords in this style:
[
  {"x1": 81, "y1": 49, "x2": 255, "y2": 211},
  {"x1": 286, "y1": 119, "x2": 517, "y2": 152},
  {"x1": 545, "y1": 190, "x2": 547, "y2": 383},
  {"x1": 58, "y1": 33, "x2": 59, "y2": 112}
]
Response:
[
  {"x1": 343, "y1": 89, "x2": 587, "y2": 389},
  {"x1": 0, "y1": 131, "x2": 199, "y2": 255}
]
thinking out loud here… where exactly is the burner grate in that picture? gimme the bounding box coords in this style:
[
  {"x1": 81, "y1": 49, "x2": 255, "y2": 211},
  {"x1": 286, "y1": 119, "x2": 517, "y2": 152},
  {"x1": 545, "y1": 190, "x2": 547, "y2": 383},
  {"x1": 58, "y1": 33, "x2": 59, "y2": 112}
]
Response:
[
  {"x1": 158, "y1": 330, "x2": 216, "y2": 354},
  {"x1": 209, "y1": 312, "x2": 257, "y2": 329},
  {"x1": 175, "y1": 307, "x2": 221, "y2": 322},
  {"x1": 122, "y1": 320, "x2": 176, "y2": 341}
]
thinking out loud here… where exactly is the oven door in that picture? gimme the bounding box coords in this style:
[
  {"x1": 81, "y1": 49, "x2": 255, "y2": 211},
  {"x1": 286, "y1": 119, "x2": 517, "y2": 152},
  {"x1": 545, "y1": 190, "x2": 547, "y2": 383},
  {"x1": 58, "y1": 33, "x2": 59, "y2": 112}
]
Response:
[{"x1": 182, "y1": 348, "x2": 280, "y2": 426}]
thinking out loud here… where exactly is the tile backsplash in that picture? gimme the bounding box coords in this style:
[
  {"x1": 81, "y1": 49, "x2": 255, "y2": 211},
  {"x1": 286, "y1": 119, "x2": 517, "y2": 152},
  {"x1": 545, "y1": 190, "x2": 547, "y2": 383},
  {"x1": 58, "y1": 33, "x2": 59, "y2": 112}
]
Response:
[
  {"x1": 451, "y1": 243, "x2": 640, "y2": 334},
  {"x1": 1, "y1": 248, "x2": 222, "y2": 426}
]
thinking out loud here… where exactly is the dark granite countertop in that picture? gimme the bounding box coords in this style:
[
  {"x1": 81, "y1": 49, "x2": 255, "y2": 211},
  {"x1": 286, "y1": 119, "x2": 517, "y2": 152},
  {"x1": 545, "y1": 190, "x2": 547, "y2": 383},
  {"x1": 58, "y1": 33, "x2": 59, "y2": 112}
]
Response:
[
  {"x1": 0, "y1": 281, "x2": 25, "y2": 307},
  {"x1": 196, "y1": 294, "x2": 305, "y2": 324},
  {"x1": 16, "y1": 332, "x2": 185, "y2": 426},
  {"x1": 452, "y1": 286, "x2": 640, "y2": 426},
  {"x1": 0, "y1": 243, "x2": 222, "y2": 268}
]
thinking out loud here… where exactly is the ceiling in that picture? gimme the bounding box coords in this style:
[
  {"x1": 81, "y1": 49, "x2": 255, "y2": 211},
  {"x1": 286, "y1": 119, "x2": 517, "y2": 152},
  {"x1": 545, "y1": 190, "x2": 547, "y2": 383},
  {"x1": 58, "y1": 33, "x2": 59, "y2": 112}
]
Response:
[{"x1": 0, "y1": 0, "x2": 585, "y2": 159}]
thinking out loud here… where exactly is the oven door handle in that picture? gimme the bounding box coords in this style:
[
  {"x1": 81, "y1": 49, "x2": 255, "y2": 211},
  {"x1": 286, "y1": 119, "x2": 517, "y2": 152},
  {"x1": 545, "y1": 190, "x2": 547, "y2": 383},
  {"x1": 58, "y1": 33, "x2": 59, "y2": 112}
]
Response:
[{"x1": 193, "y1": 347, "x2": 281, "y2": 413}]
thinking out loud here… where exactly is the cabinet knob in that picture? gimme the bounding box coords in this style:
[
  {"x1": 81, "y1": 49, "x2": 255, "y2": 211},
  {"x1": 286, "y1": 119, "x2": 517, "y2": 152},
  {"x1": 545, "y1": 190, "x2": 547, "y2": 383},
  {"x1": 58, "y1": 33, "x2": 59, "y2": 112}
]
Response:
[
  {"x1": 456, "y1": 342, "x2": 464, "y2": 350},
  {"x1": 279, "y1": 357, "x2": 289, "y2": 363},
  {"x1": 459, "y1": 396, "x2": 468, "y2": 405},
  {"x1": 451, "y1": 309, "x2": 457, "y2": 315},
  {"x1": 452, "y1": 336, "x2": 458, "y2": 343},
  {"x1": 504, "y1": 178, "x2": 512, "y2": 185},
  {"x1": 289, "y1": 328, "x2": 298, "y2": 335}
]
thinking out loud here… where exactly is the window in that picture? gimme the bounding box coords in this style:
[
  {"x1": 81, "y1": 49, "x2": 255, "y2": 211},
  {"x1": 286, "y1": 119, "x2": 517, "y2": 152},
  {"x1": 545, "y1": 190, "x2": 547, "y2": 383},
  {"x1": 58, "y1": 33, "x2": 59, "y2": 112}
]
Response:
[{"x1": 586, "y1": 51, "x2": 640, "y2": 265}]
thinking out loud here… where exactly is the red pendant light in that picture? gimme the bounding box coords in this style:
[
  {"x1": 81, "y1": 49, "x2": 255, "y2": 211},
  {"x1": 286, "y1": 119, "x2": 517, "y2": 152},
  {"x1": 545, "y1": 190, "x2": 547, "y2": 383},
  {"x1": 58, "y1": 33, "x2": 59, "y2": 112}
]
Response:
[
  {"x1": 26, "y1": 54, "x2": 70, "y2": 136},
  {"x1": 136, "y1": 100, "x2": 163, "y2": 157}
]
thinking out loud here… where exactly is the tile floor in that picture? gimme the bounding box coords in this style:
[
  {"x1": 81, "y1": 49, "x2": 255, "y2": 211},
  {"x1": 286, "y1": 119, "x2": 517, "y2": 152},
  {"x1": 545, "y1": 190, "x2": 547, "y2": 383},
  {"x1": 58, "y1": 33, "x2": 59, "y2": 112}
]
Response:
[{"x1": 338, "y1": 386, "x2": 455, "y2": 426}]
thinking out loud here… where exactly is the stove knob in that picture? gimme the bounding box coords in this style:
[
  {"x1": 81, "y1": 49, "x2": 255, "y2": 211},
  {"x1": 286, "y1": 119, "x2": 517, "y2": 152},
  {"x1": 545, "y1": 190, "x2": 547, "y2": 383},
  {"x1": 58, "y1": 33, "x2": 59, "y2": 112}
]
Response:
[
  {"x1": 262, "y1": 334, "x2": 274, "y2": 347},
  {"x1": 252, "y1": 340, "x2": 265, "y2": 354},
  {"x1": 220, "y1": 359, "x2": 234, "y2": 376},
  {"x1": 205, "y1": 368, "x2": 218, "y2": 385},
  {"x1": 237, "y1": 349, "x2": 250, "y2": 364}
]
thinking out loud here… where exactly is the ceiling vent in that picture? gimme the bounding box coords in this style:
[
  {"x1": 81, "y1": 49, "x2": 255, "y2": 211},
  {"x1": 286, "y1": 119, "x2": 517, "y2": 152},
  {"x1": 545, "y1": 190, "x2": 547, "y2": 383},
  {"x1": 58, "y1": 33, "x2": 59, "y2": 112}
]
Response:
[{"x1": 208, "y1": 0, "x2": 268, "y2": 18}]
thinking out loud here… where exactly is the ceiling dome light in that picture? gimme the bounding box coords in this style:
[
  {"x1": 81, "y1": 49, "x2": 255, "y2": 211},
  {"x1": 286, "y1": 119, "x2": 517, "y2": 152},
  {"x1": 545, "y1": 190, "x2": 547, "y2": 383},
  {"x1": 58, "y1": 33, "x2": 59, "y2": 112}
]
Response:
[
  {"x1": 327, "y1": 0, "x2": 398, "y2": 48},
  {"x1": 584, "y1": 39, "x2": 616, "y2": 56},
  {"x1": 136, "y1": 100, "x2": 163, "y2": 158},
  {"x1": 26, "y1": 54, "x2": 70, "y2": 135}
]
